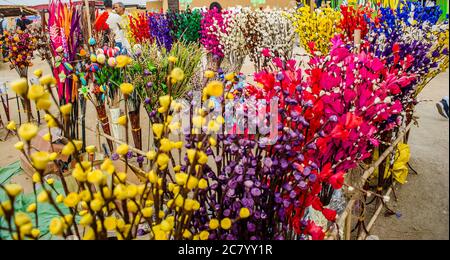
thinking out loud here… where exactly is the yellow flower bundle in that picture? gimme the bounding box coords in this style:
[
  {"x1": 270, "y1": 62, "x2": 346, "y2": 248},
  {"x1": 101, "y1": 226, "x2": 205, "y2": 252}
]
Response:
[{"x1": 288, "y1": 6, "x2": 342, "y2": 55}]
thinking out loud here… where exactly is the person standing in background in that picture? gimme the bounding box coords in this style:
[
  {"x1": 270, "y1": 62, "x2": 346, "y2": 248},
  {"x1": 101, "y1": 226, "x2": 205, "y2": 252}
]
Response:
[
  {"x1": 103, "y1": 0, "x2": 130, "y2": 54},
  {"x1": 112, "y1": 2, "x2": 131, "y2": 54},
  {"x1": 209, "y1": 2, "x2": 223, "y2": 12},
  {"x1": 16, "y1": 13, "x2": 32, "y2": 31}
]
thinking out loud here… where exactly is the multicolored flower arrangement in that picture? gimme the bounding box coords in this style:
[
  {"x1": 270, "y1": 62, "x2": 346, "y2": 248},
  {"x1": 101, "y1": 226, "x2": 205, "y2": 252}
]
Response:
[
  {"x1": 1, "y1": 30, "x2": 37, "y2": 77},
  {"x1": 1, "y1": 29, "x2": 38, "y2": 123},
  {"x1": 48, "y1": 0, "x2": 83, "y2": 106},
  {"x1": 366, "y1": 2, "x2": 449, "y2": 99}
]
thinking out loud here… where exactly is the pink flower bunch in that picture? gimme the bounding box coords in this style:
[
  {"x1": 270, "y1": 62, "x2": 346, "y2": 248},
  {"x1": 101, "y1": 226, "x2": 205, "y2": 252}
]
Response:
[{"x1": 200, "y1": 8, "x2": 229, "y2": 58}]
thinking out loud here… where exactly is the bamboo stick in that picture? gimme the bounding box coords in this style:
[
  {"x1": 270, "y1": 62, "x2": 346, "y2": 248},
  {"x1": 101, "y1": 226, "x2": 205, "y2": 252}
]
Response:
[
  {"x1": 357, "y1": 183, "x2": 396, "y2": 240},
  {"x1": 345, "y1": 207, "x2": 352, "y2": 240},
  {"x1": 83, "y1": 0, "x2": 93, "y2": 40},
  {"x1": 82, "y1": 123, "x2": 147, "y2": 157}
]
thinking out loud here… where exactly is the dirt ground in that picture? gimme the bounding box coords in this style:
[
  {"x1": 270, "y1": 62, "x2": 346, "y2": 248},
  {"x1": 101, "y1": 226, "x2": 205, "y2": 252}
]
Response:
[{"x1": 0, "y1": 57, "x2": 448, "y2": 240}]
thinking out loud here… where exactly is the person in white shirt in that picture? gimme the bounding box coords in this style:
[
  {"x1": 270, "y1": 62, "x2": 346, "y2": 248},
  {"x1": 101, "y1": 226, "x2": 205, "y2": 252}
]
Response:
[
  {"x1": 103, "y1": 1, "x2": 130, "y2": 54},
  {"x1": 111, "y1": 2, "x2": 131, "y2": 54}
]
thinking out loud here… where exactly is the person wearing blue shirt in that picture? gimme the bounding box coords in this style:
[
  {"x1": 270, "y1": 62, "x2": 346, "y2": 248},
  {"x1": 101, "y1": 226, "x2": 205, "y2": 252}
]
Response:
[{"x1": 16, "y1": 13, "x2": 32, "y2": 31}]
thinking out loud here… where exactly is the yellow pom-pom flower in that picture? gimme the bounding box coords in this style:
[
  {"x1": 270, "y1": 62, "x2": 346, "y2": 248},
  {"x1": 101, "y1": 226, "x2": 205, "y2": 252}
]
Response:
[
  {"x1": 239, "y1": 208, "x2": 251, "y2": 219},
  {"x1": 204, "y1": 70, "x2": 215, "y2": 78},
  {"x1": 10, "y1": 78, "x2": 28, "y2": 95},
  {"x1": 31, "y1": 152, "x2": 50, "y2": 170},
  {"x1": 5, "y1": 184, "x2": 23, "y2": 197},
  {"x1": 116, "y1": 55, "x2": 132, "y2": 68},
  {"x1": 159, "y1": 95, "x2": 172, "y2": 109},
  {"x1": 27, "y1": 203, "x2": 37, "y2": 213},
  {"x1": 199, "y1": 230, "x2": 209, "y2": 240},
  {"x1": 204, "y1": 81, "x2": 224, "y2": 97},
  {"x1": 170, "y1": 68, "x2": 185, "y2": 82},
  {"x1": 63, "y1": 193, "x2": 80, "y2": 208},
  {"x1": 156, "y1": 153, "x2": 170, "y2": 169},
  {"x1": 116, "y1": 144, "x2": 129, "y2": 156},
  {"x1": 120, "y1": 83, "x2": 134, "y2": 96},
  {"x1": 14, "y1": 141, "x2": 24, "y2": 151},
  {"x1": 49, "y1": 217, "x2": 64, "y2": 236},
  {"x1": 18, "y1": 123, "x2": 38, "y2": 141},
  {"x1": 6, "y1": 121, "x2": 16, "y2": 131},
  {"x1": 209, "y1": 219, "x2": 219, "y2": 230},
  {"x1": 37, "y1": 191, "x2": 49, "y2": 203},
  {"x1": 168, "y1": 56, "x2": 178, "y2": 63},
  {"x1": 60, "y1": 103, "x2": 72, "y2": 116},
  {"x1": 159, "y1": 138, "x2": 173, "y2": 152},
  {"x1": 152, "y1": 124, "x2": 164, "y2": 139},
  {"x1": 198, "y1": 179, "x2": 208, "y2": 190},
  {"x1": 33, "y1": 69, "x2": 43, "y2": 78},
  {"x1": 87, "y1": 170, "x2": 104, "y2": 185},
  {"x1": 220, "y1": 218, "x2": 232, "y2": 230},
  {"x1": 117, "y1": 115, "x2": 127, "y2": 126},
  {"x1": 27, "y1": 85, "x2": 45, "y2": 101},
  {"x1": 39, "y1": 74, "x2": 56, "y2": 86}
]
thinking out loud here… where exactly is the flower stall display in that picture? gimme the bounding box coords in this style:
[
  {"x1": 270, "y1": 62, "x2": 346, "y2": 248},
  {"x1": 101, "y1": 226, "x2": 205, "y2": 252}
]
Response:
[{"x1": 1, "y1": 32, "x2": 420, "y2": 240}]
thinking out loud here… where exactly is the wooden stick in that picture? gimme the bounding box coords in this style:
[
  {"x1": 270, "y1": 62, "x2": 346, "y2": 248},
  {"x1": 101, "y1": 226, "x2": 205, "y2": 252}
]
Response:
[
  {"x1": 357, "y1": 183, "x2": 396, "y2": 240},
  {"x1": 82, "y1": 122, "x2": 147, "y2": 157},
  {"x1": 96, "y1": 122, "x2": 101, "y2": 152},
  {"x1": 345, "y1": 207, "x2": 352, "y2": 240},
  {"x1": 83, "y1": 0, "x2": 93, "y2": 40}
]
